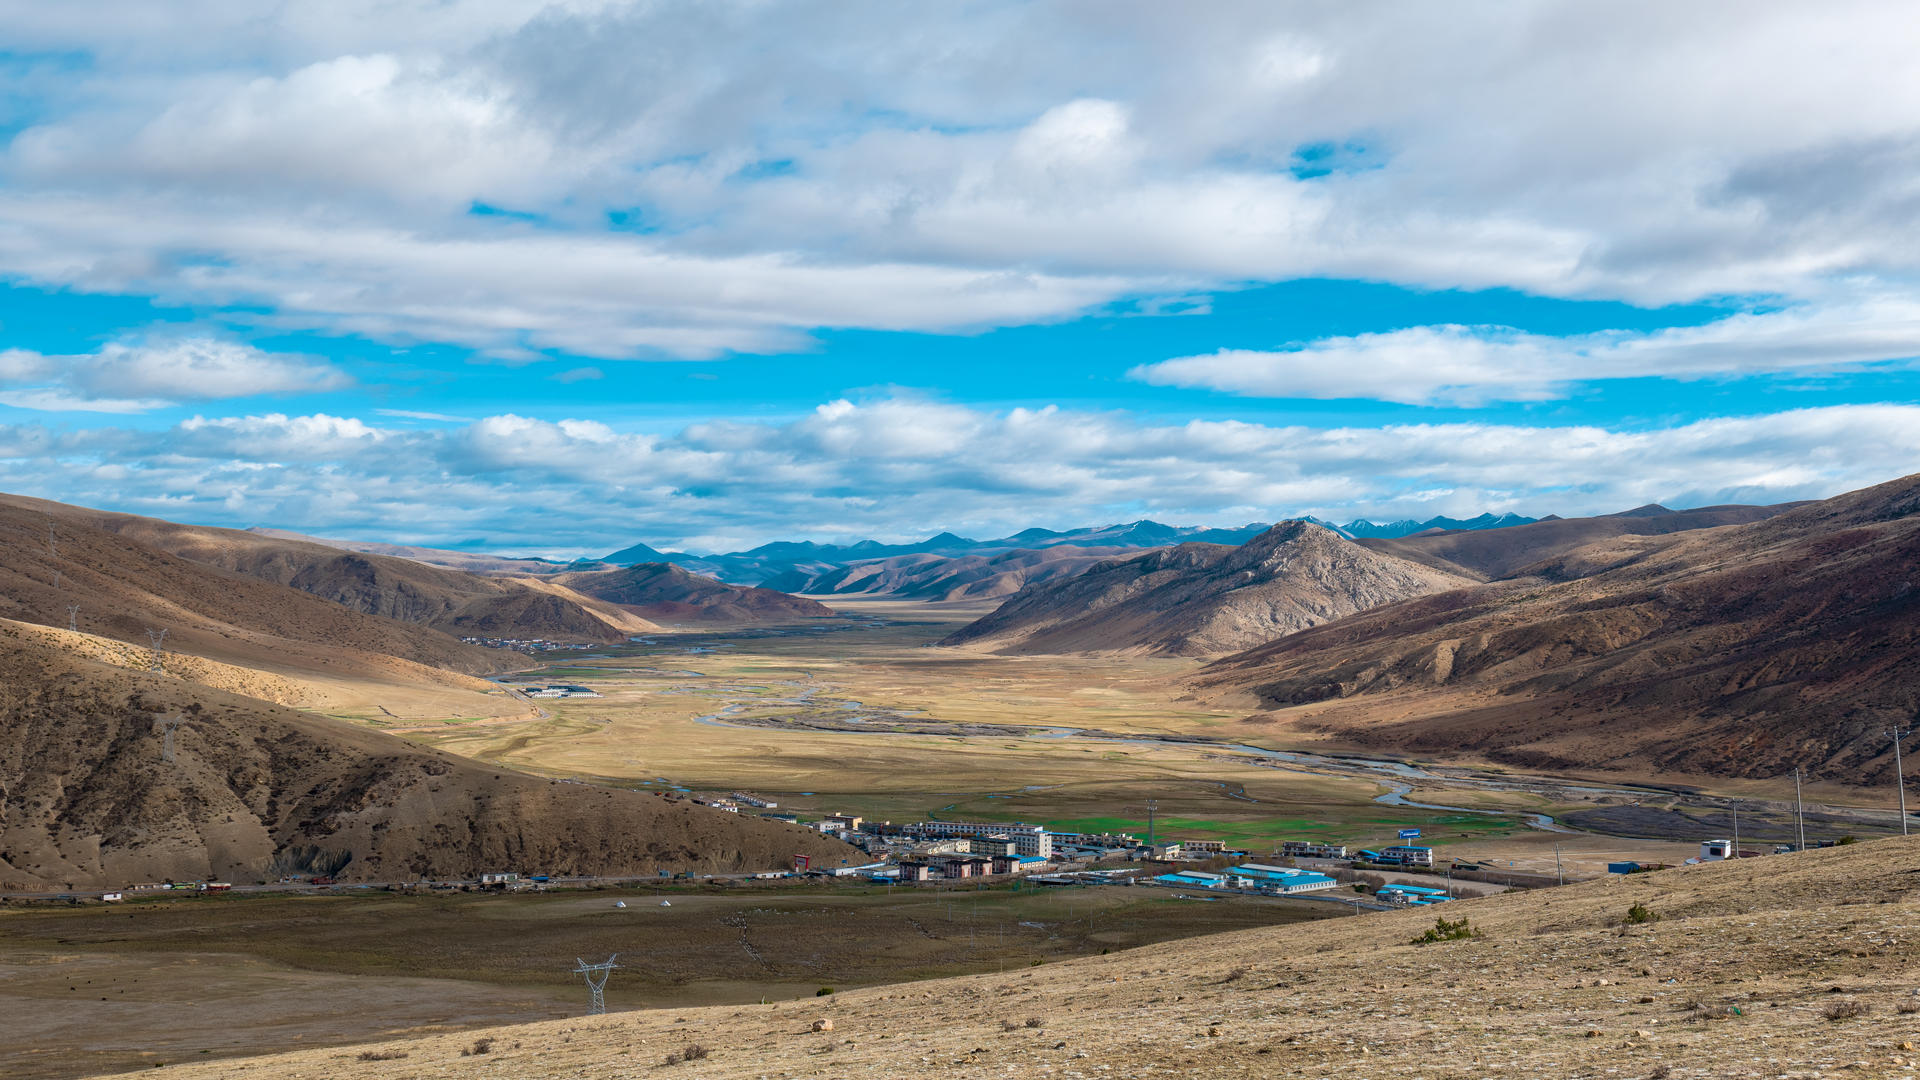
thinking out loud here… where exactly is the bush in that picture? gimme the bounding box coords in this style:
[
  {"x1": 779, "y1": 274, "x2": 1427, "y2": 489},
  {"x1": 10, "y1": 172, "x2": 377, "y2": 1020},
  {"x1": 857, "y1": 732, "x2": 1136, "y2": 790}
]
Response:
[
  {"x1": 1624, "y1": 902, "x2": 1660, "y2": 925},
  {"x1": 1410, "y1": 915, "x2": 1479, "y2": 945},
  {"x1": 1823, "y1": 1000, "x2": 1869, "y2": 1021},
  {"x1": 1836, "y1": 835, "x2": 1860, "y2": 845},
  {"x1": 459, "y1": 1038, "x2": 494, "y2": 1057},
  {"x1": 357, "y1": 1050, "x2": 409, "y2": 1061},
  {"x1": 1025, "y1": 1017, "x2": 1044, "y2": 1028},
  {"x1": 816, "y1": 986, "x2": 834, "y2": 996}
]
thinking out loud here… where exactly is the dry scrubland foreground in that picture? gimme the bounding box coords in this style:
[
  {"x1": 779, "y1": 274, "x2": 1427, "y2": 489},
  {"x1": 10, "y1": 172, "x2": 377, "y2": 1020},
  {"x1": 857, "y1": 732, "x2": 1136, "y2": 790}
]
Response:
[{"x1": 121, "y1": 838, "x2": 1920, "y2": 1080}]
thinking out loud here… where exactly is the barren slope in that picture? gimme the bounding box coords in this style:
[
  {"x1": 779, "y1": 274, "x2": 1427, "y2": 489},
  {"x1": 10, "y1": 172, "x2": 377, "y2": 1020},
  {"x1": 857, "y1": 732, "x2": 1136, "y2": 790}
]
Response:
[
  {"x1": 555, "y1": 562, "x2": 835, "y2": 624},
  {"x1": 105, "y1": 836, "x2": 1920, "y2": 1080},
  {"x1": 1357, "y1": 501, "x2": 1797, "y2": 581},
  {"x1": 943, "y1": 522, "x2": 1474, "y2": 656},
  {"x1": 0, "y1": 497, "x2": 511, "y2": 682},
  {"x1": 0, "y1": 629, "x2": 858, "y2": 892},
  {"x1": 1195, "y1": 472, "x2": 1920, "y2": 784},
  {"x1": 0, "y1": 495, "x2": 656, "y2": 643}
]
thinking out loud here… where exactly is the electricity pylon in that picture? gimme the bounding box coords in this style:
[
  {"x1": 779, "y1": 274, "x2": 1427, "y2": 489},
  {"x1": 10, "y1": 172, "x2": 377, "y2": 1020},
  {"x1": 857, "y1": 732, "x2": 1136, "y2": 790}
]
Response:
[
  {"x1": 573, "y1": 954, "x2": 620, "y2": 1015},
  {"x1": 154, "y1": 714, "x2": 185, "y2": 764},
  {"x1": 67, "y1": 606, "x2": 79, "y2": 632},
  {"x1": 146, "y1": 628, "x2": 168, "y2": 674}
]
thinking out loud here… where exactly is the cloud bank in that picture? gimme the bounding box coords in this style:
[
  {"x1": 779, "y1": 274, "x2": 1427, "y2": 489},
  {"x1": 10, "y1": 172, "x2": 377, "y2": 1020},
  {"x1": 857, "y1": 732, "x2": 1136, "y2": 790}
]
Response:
[{"x1": 2, "y1": 398, "x2": 1911, "y2": 553}]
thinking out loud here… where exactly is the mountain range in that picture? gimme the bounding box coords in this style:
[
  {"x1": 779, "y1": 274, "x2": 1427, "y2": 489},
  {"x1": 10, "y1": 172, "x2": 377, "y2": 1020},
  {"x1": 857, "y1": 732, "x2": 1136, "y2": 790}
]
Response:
[{"x1": 601, "y1": 513, "x2": 1541, "y2": 585}]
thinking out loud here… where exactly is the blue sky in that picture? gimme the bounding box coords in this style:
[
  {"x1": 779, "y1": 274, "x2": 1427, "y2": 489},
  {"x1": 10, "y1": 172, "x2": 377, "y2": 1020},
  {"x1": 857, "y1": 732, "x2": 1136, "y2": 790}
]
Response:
[{"x1": 1, "y1": 2, "x2": 1918, "y2": 555}]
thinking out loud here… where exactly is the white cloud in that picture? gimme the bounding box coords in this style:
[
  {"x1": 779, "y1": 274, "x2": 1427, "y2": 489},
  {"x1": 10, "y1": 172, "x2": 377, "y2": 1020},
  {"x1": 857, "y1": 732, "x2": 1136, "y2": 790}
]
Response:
[
  {"x1": 0, "y1": 338, "x2": 348, "y2": 412},
  {"x1": 0, "y1": 398, "x2": 1913, "y2": 553},
  {"x1": 1132, "y1": 299, "x2": 1920, "y2": 405},
  {"x1": 3, "y1": 2, "x2": 1920, "y2": 367}
]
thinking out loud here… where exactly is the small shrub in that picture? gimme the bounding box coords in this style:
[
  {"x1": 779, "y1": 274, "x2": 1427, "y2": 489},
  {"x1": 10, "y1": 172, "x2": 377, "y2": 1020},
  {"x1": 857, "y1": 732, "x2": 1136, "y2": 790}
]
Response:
[
  {"x1": 1024, "y1": 1017, "x2": 1044, "y2": 1029},
  {"x1": 1898, "y1": 1000, "x2": 1920, "y2": 1016},
  {"x1": 1648, "y1": 1067, "x2": 1672, "y2": 1080},
  {"x1": 1624, "y1": 902, "x2": 1659, "y2": 925},
  {"x1": 1001, "y1": 1019, "x2": 1021, "y2": 1031},
  {"x1": 681, "y1": 1044, "x2": 708, "y2": 1061},
  {"x1": 1836, "y1": 835, "x2": 1860, "y2": 845},
  {"x1": 460, "y1": 1037, "x2": 494, "y2": 1057},
  {"x1": 1410, "y1": 915, "x2": 1479, "y2": 945},
  {"x1": 1823, "y1": 1000, "x2": 1869, "y2": 1021},
  {"x1": 816, "y1": 986, "x2": 834, "y2": 996},
  {"x1": 357, "y1": 1050, "x2": 409, "y2": 1061}
]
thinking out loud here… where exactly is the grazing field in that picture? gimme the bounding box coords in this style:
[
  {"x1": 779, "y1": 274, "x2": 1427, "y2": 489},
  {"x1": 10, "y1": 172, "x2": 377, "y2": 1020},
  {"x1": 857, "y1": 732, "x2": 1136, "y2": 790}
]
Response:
[
  {"x1": 0, "y1": 882, "x2": 1335, "y2": 1080},
  {"x1": 369, "y1": 601, "x2": 1583, "y2": 855}
]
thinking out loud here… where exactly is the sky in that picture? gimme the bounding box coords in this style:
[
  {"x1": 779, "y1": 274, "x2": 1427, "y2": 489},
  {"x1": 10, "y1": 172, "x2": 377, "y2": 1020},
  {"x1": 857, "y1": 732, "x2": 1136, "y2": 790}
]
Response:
[{"x1": 2, "y1": 1, "x2": 1919, "y2": 556}]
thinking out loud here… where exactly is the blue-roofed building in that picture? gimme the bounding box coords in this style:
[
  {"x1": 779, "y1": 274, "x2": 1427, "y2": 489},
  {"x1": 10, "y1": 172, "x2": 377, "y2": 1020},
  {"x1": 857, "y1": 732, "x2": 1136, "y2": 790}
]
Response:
[{"x1": 1231, "y1": 864, "x2": 1339, "y2": 893}]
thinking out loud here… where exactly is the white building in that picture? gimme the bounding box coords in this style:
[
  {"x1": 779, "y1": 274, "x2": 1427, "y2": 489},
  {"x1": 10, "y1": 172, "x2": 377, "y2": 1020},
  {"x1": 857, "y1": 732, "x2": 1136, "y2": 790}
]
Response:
[{"x1": 915, "y1": 820, "x2": 1052, "y2": 857}]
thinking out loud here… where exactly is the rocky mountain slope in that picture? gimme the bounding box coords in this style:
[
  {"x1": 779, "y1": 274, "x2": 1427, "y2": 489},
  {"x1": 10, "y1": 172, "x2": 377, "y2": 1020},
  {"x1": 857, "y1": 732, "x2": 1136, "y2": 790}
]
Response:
[
  {"x1": 942, "y1": 522, "x2": 1475, "y2": 656},
  {"x1": 0, "y1": 496, "x2": 512, "y2": 681},
  {"x1": 554, "y1": 562, "x2": 835, "y2": 624},
  {"x1": 107, "y1": 836, "x2": 1920, "y2": 1080},
  {"x1": 765, "y1": 546, "x2": 1148, "y2": 601},
  {"x1": 0, "y1": 627, "x2": 857, "y2": 892},
  {"x1": 1194, "y1": 472, "x2": 1920, "y2": 783},
  {"x1": 246, "y1": 527, "x2": 607, "y2": 576},
  {"x1": 2, "y1": 493, "x2": 652, "y2": 644},
  {"x1": 1356, "y1": 501, "x2": 1795, "y2": 581}
]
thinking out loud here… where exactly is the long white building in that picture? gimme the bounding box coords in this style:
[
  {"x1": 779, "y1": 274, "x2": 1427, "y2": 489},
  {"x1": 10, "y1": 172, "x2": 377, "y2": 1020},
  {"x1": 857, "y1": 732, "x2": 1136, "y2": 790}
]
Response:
[{"x1": 914, "y1": 820, "x2": 1053, "y2": 857}]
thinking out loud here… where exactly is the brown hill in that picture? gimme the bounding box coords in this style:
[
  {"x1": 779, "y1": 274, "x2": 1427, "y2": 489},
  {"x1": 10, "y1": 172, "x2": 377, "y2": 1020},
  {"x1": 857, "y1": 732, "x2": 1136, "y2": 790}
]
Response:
[
  {"x1": 109, "y1": 837, "x2": 1920, "y2": 1080},
  {"x1": 554, "y1": 563, "x2": 835, "y2": 624},
  {"x1": 0, "y1": 495, "x2": 511, "y2": 684},
  {"x1": 1194, "y1": 472, "x2": 1920, "y2": 785},
  {"x1": 0, "y1": 625, "x2": 857, "y2": 892},
  {"x1": 245, "y1": 527, "x2": 609, "y2": 576},
  {"x1": 1356, "y1": 501, "x2": 1798, "y2": 581},
  {"x1": 941, "y1": 521, "x2": 1475, "y2": 656},
  {"x1": 767, "y1": 546, "x2": 1148, "y2": 601},
  {"x1": 0, "y1": 493, "x2": 653, "y2": 643}
]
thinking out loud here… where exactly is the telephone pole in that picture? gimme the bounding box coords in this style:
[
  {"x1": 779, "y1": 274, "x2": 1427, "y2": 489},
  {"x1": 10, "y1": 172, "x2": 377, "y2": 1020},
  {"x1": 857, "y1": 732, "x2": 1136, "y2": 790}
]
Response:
[
  {"x1": 1145, "y1": 799, "x2": 1158, "y2": 849},
  {"x1": 1731, "y1": 799, "x2": 1740, "y2": 858},
  {"x1": 1888, "y1": 728, "x2": 1912, "y2": 835}
]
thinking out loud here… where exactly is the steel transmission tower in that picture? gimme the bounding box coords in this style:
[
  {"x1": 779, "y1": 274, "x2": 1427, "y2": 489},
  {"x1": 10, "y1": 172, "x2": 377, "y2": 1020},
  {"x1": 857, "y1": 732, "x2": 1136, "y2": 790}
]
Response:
[
  {"x1": 573, "y1": 954, "x2": 620, "y2": 1015},
  {"x1": 154, "y1": 714, "x2": 186, "y2": 764},
  {"x1": 67, "y1": 606, "x2": 80, "y2": 632},
  {"x1": 146, "y1": 628, "x2": 168, "y2": 673}
]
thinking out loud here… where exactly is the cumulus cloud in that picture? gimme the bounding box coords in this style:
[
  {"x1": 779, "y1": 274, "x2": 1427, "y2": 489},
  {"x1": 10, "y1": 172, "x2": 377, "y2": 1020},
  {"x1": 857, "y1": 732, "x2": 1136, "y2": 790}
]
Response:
[
  {"x1": 1, "y1": 398, "x2": 1914, "y2": 553},
  {"x1": 1132, "y1": 299, "x2": 1920, "y2": 405},
  {"x1": 0, "y1": 339, "x2": 349, "y2": 412},
  {"x1": 1, "y1": 2, "x2": 1919, "y2": 367}
]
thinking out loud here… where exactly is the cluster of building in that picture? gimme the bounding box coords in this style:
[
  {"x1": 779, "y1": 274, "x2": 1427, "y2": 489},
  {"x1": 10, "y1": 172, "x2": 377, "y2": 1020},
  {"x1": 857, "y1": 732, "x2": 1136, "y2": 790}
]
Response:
[
  {"x1": 1151, "y1": 863, "x2": 1339, "y2": 895},
  {"x1": 460, "y1": 636, "x2": 601, "y2": 653},
  {"x1": 1277, "y1": 840, "x2": 1436, "y2": 868}
]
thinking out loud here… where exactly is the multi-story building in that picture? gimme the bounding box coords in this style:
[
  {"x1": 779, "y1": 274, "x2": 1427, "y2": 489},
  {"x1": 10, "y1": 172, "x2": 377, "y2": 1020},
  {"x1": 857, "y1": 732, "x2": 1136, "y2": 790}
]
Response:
[{"x1": 912, "y1": 820, "x2": 1052, "y2": 857}]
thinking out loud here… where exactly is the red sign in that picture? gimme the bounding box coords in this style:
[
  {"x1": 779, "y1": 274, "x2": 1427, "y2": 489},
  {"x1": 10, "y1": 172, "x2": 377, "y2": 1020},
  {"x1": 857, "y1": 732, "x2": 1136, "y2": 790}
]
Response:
[{"x1": 793, "y1": 854, "x2": 810, "y2": 871}]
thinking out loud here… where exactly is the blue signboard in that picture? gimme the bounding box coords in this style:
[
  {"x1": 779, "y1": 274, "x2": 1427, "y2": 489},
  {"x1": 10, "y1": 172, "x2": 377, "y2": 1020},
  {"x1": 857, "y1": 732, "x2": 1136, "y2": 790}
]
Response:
[{"x1": 1398, "y1": 828, "x2": 1422, "y2": 839}]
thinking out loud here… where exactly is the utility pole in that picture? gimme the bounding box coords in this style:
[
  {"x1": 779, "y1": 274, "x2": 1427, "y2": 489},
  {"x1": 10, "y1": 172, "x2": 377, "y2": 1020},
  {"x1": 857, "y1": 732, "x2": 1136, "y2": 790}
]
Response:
[
  {"x1": 1145, "y1": 799, "x2": 1157, "y2": 850},
  {"x1": 1553, "y1": 844, "x2": 1564, "y2": 886},
  {"x1": 1731, "y1": 799, "x2": 1740, "y2": 858},
  {"x1": 1887, "y1": 728, "x2": 1912, "y2": 836},
  {"x1": 1794, "y1": 767, "x2": 1808, "y2": 851}
]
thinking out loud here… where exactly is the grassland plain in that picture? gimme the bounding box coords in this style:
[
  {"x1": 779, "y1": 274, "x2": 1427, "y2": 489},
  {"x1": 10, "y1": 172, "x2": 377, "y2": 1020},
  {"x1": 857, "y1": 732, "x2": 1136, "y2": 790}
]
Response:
[
  {"x1": 372, "y1": 601, "x2": 1615, "y2": 860},
  {"x1": 0, "y1": 883, "x2": 1335, "y2": 1080},
  {"x1": 89, "y1": 835, "x2": 1920, "y2": 1080}
]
